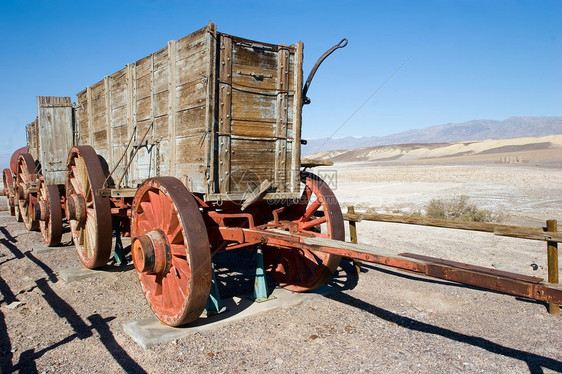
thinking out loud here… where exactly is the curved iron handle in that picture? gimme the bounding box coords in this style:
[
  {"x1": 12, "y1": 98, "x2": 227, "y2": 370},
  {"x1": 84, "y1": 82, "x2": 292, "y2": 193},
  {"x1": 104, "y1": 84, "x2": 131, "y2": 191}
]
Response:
[{"x1": 302, "y1": 38, "x2": 348, "y2": 105}]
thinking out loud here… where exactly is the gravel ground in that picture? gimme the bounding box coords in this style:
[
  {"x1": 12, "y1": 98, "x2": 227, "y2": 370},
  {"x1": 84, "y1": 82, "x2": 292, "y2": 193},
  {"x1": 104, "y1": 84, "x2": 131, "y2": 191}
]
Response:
[{"x1": 1, "y1": 161, "x2": 561, "y2": 373}]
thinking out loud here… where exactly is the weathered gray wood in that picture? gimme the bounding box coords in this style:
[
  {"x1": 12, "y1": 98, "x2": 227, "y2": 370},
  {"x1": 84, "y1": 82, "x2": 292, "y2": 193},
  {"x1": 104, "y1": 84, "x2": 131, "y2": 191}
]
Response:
[
  {"x1": 547, "y1": 220, "x2": 559, "y2": 314},
  {"x1": 493, "y1": 226, "x2": 562, "y2": 243},
  {"x1": 218, "y1": 34, "x2": 232, "y2": 193},
  {"x1": 34, "y1": 97, "x2": 74, "y2": 185},
  {"x1": 291, "y1": 42, "x2": 304, "y2": 193},
  {"x1": 26, "y1": 119, "x2": 39, "y2": 161},
  {"x1": 104, "y1": 77, "x2": 113, "y2": 170},
  {"x1": 275, "y1": 48, "x2": 289, "y2": 191},
  {"x1": 75, "y1": 24, "x2": 303, "y2": 202},
  {"x1": 87, "y1": 86, "x2": 94, "y2": 147},
  {"x1": 301, "y1": 159, "x2": 334, "y2": 167},
  {"x1": 126, "y1": 63, "x2": 135, "y2": 186},
  {"x1": 167, "y1": 41, "x2": 177, "y2": 177},
  {"x1": 342, "y1": 212, "x2": 562, "y2": 243}
]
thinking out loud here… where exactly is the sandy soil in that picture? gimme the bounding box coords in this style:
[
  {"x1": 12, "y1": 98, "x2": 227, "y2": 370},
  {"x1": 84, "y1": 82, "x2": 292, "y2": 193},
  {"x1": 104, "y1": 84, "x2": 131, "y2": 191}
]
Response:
[{"x1": 1, "y1": 154, "x2": 561, "y2": 373}]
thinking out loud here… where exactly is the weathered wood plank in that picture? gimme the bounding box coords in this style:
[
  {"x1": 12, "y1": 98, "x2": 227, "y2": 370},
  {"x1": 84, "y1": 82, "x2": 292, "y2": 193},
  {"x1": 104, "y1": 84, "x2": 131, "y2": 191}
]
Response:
[
  {"x1": 342, "y1": 212, "x2": 562, "y2": 243},
  {"x1": 104, "y1": 76, "x2": 113, "y2": 168},
  {"x1": 275, "y1": 48, "x2": 290, "y2": 192},
  {"x1": 218, "y1": 34, "x2": 232, "y2": 193},
  {"x1": 291, "y1": 41, "x2": 304, "y2": 193},
  {"x1": 231, "y1": 91, "x2": 277, "y2": 122},
  {"x1": 168, "y1": 40, "x2": 177, "y2": 177}
]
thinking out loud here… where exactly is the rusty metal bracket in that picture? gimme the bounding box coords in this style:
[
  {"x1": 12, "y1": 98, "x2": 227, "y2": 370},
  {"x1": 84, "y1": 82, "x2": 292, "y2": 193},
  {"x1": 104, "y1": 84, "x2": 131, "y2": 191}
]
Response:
[
  {"x1": 302, "y1": 38, "x2": 348, "y2": 105},
  {"x1": 235, "y1": 41, "x2": 275, "y2": 52},
  {"x1": 115, "y1": 122, "x2": 154, "y2": 188},
  {"x1": 237, "y1": 70, "x2": 273, "y2": 81}
]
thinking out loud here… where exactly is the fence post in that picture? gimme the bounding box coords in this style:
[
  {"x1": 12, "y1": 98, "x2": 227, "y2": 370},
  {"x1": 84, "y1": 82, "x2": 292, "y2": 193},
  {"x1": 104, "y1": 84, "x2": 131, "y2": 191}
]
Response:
[
  {"x1": 547, "y1": 219, "x2": 559, "y2": 315},
  {"x1": 347, "y1": 206, "x2": 361, "y2": 275}
]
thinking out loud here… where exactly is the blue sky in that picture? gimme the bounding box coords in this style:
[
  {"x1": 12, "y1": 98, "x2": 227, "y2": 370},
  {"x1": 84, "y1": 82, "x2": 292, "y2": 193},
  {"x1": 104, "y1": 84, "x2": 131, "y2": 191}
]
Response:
[{"x1": 0, "y1": 0, "x2": 560, "y2": 157}]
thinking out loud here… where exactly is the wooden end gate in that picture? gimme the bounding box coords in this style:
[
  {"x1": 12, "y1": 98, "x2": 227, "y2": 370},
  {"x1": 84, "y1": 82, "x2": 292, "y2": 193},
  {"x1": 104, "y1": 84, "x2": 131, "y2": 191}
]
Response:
[{"x1": 3, "y1": 23, "x2": 560, "y2": 327}]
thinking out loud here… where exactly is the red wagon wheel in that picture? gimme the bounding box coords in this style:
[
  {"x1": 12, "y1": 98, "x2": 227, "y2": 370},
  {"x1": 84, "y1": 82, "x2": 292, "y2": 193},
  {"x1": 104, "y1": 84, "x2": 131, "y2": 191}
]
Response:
[
  {"x1": 16, "y1": 153, "x2": 40, "y2": 231},
  {"x1": 131, "y1": 177, "x2": 212, "y2": 326},
  {"x1": 264, "y1": 171, "x2": 344, "y2": 292},
  {"x1": 3, "y1": 168, "x2": 15, "y2": 216},
  {"x1": 38, "y1": 180, "x2": 63, "y2": 247},
  {"x1": 66, "y1": 146, "x2": 112, "y2": 269}
]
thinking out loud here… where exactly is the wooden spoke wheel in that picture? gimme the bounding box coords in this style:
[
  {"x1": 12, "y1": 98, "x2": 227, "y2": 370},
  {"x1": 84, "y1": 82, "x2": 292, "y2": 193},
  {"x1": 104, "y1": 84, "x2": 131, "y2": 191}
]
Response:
[
  {"x1": 38, "y1": 180, "x2": 63, "y2": 247},
  {"x1": 264, "y1": 171, "x2": 344, "y2": 292},
  {"x1": 66, "y1": 146, "x2": 112, "y2": 269},
  {"x1": 16, "y1": 153, "x2": 39, "y2": 231},
  {"x1": 131, "y1": 177, "x2": 212, "y2": 326},
  {"x1": 3, "y1": 168, "x2": 15, "y2": 216}
]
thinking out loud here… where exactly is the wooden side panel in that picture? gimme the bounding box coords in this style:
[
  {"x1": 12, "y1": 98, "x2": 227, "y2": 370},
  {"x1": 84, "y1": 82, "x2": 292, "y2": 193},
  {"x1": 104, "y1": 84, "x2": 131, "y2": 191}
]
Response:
[
  {"x1": 274, "y1": 48, "x2": 290, "y2": 192},
  {"x1": 108, "y1": 68, "x2": 129, "y2": 184},
  {"x1": 215, "y1": 35, "x2": 302, "y2": 197},
  {"x1": 37, "y1": 96, "x2": 74, "y2": 185},
  {"x1": 73, "y1": 24, "x2": 303, "y2": 200},
  {"x1": 26, "y1": 119, "x2": 39, "y2": 162},
  {"x1": 217, "y1": 35, "x2": 232, "y2": 193},
  {"x1": 88, "y1": 80, "x2": 109, "y2": 167},
  {"x1": 229, "y1": 138, "x2": 276, "y2": 193},
  {"x1": 75, "y1": 25, "x2": 213, "y2": 191},
  {"x1": 76, "y1": 90, "x2": 89, "y2": 145},
  {"x1": 290, "y1": 42, "x2": 303, "y2": 194},
  {"x1": 132, "y1": 47, "x2": 167, "y2": 183},
  {"x1": 172, "y1": 26, "x2": 212, "y2": 193}
]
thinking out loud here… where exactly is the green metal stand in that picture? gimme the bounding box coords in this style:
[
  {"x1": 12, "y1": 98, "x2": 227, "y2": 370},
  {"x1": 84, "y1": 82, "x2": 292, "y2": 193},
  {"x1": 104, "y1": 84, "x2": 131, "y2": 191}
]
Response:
[
  {"x1": 253, "y1": 246, "x2": 276, "y2": 303},
  {"x1": 206, "y1": 262, "x2": 226, "y2": 315}
]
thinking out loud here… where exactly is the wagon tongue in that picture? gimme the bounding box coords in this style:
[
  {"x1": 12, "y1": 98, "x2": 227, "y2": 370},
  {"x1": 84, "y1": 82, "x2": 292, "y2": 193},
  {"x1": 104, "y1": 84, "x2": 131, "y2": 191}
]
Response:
[{"x1": 243, "y1": 227, "x2": 562, "y2": 306}]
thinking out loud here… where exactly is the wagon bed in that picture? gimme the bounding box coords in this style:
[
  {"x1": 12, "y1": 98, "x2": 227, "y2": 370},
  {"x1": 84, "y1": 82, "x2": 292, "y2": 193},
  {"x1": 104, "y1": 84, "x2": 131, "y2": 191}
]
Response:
[{"x1": 76, "y1": 23, "x2": 303, "y2": 202}]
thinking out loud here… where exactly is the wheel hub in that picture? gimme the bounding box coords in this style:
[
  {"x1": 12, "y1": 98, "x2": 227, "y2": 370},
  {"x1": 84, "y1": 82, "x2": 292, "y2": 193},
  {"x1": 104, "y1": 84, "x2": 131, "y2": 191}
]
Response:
[
  {"x1": 67, "y1": 194, "x2": 86, "y2": 222},
  {"x1": 132, "y1": 229, "x2": 171, "y2": 274},
  {"x1": 17, "y1": 185, "x2": 25, "y2": 201},
  {"x1": 34, "y1": 200, "x2": 50, "y2": 222}
]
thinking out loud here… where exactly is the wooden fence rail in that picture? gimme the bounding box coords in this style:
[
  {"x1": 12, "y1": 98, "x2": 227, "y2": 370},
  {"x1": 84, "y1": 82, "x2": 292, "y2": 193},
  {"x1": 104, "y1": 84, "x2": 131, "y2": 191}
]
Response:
[
  {"x1": 342, "y1": 211, "x2": 562, "y2": 243},
  {"x1": 343, "y1": 206, "x2": 560, "y2": 315}
]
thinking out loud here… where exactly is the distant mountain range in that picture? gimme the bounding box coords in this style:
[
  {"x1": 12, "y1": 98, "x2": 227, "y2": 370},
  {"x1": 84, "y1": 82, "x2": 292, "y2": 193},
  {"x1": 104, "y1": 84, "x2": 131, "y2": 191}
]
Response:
[
  {"x1": 3, "y1": 116, "x2": 560, "y2": 169},
  {"x1": 302, "y1": 116, "x2": 562, "y2": 155}
]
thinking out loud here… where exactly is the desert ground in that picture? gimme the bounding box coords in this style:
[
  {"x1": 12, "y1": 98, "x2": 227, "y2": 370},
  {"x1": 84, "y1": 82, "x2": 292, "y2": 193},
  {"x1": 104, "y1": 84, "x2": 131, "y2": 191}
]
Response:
[{"x1": 1, "y1": 138, "x2": 561, "y2": 373}]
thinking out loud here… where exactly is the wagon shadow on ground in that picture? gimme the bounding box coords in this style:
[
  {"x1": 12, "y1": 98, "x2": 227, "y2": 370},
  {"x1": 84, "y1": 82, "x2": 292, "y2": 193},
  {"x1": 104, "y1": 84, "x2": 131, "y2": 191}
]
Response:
[
  {"x1": 324, "y1": 263, "x2": 562, "y2": 374},
  {"x1": 0, "y1": 226, "x2": 17, "y2": 243},
  {"x1": 175, "y1": 251, "x2": 361, "y2": 328},
  {"x1": 213, "y1": 250, "x2": 361, "y2": 297},
  {"x1": 0, "y1": 225, "x2": 147, "y2": 373},
  {"x1": 2, "y1": 277, "x2": 147, "y2": 374}
]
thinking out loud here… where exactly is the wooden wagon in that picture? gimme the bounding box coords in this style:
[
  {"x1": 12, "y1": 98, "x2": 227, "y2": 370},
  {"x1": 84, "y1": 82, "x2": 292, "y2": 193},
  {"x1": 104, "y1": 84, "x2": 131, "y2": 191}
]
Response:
[
  {"x1": 2, "y1": 97, "x2": 73, "y2": 246},
  {"x1": 64, "y1": 23, "x2": 343, "y2": 326},
  {"x1": 5, "y1": 23, "x2": 561, "y2": 327}
]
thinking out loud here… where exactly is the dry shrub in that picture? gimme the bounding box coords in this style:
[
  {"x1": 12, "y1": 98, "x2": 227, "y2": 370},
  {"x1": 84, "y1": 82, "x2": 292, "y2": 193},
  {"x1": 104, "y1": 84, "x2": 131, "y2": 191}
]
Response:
[{"x1": 424, "y1": 195, "x2": 501, "y2": 222}]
